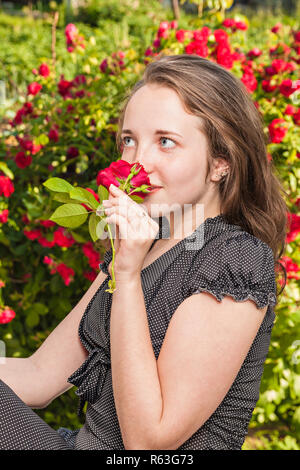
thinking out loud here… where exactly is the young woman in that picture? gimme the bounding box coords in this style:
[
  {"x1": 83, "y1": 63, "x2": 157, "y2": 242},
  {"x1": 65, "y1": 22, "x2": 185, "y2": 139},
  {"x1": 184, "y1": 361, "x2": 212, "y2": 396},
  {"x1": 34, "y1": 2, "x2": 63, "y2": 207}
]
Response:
[{"x1": 0, "y1": 54, "x2": 288, "y2": 450}]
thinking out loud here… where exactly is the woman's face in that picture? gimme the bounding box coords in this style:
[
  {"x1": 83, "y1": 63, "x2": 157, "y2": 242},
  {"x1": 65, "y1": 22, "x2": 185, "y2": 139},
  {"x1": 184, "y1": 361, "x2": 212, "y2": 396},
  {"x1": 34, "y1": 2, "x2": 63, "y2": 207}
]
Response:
[{"x1": 120, "y1": 83, "x2": 223, "y2": 221}]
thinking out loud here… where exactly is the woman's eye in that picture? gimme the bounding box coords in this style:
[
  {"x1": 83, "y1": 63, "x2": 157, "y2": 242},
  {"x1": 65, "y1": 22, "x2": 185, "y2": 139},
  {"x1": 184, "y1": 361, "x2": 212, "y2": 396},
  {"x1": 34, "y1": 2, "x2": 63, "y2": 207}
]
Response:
[
  {"x1": 122, "y1": 136, "x2": 176, "y2": 149},
  {"x1": 122, "y1": 136, "x2": 135, "y2": 147},
  {"x1": 160, "y1": 137, "x2": 176, "y2": 149}
]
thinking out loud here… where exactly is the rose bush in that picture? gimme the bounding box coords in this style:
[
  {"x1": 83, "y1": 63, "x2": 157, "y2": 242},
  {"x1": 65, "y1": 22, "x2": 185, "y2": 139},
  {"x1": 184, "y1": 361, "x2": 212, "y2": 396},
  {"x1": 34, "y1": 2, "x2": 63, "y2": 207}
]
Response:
[{"x1": 0, "y1": 10, "x2": 299, "y2": 447}]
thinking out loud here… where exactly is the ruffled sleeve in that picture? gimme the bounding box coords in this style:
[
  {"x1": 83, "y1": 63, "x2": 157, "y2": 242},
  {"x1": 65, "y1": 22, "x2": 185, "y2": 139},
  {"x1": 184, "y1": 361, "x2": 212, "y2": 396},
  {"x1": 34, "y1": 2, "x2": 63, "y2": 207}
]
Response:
[{"x1": 183, "y1": 231, "x2": 277, "y2": 310}]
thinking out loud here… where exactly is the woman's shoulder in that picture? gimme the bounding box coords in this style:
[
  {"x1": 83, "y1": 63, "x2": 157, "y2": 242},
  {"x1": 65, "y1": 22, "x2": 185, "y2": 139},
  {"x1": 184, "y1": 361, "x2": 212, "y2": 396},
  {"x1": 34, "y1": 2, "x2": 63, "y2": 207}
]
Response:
[{"x1": 182, "y1": 225, "x2": 277, "y2": 310}]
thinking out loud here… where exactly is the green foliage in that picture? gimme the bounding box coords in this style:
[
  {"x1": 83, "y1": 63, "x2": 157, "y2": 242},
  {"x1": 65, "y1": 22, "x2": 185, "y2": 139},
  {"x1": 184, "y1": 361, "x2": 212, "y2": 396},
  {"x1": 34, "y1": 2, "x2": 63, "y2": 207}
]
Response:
[{"x1": 0, "y1": 0, "x2": 299, "y2": 449}]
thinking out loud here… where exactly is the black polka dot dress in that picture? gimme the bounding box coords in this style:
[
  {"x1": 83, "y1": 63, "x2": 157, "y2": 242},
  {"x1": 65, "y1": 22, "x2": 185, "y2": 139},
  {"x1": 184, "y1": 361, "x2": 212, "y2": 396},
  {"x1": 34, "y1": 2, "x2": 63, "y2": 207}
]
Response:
[{"x1": 0, "y1": 214, "x2": 277, "y2": 450}]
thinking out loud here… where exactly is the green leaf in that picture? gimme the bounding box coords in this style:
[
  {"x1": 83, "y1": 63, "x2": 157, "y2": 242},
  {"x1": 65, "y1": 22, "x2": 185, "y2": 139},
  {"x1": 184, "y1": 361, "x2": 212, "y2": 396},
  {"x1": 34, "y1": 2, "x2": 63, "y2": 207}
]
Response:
[
  {"x1": 88, "y1": 212, "x2": 101, "y2": 242},
  {"x1": 129, "y1": 195, "x2": 144, "y2": 204},
  {"x1": 49, "y1": 204, "x2": 88, "y2": 228},
  {"x1": 98, "y1": 184, "x2": 109, "y2": 202},
  {"x1": 0, "y1": 162, "x2": 14, "y2": 179},
  {"x1": 25, "y1": 310, "x2": 40, "y2": 328},
  {"x1": 69, "y1": 187, "x2": 100, "y2": 210},
  {"x1": 34, "y1": 134, "x2": 49, "y2": 146},
  {"x1": 43, "y1": 177, "x2": 74, "y2": 193},
  {"x1": 52, "y1": 192, "x2": 83, "y2": 204}
]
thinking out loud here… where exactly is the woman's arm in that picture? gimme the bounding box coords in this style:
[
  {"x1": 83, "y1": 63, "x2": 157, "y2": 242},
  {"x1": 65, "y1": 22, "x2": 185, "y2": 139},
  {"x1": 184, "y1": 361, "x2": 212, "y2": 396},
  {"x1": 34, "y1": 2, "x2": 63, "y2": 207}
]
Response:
[
  {"x1": 110, "y1": 276, "x2": 267, "y2": 450},
  {"x1": 0, "y1": 269, "x2": 107, "y2": 409}
]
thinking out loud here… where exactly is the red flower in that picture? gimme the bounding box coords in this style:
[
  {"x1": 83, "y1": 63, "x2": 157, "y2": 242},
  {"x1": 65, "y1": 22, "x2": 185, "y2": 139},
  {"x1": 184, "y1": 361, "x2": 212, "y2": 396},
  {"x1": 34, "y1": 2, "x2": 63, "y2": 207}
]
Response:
[
  {"x1": 37, "y1": 237, "x2": 55, "y2": 248},
  {"x1": 39, "y1": 63, "x2": 50, "y2": 77},
  {"x1": 27, "y1": 82, "x2": 42, "y2": 96},
  {"x1": 280, "y1": 256, "x2": 300, "y2": 280},
  {"x1": 43, "y1": 256, "x2": 54, "y2": 265},
  {"x1": 271, "y1": 23, "x2": 282, "y2": 33},
  {"x1": 48, "y1": 127, "x2": 59, "y2": 142},
  {"x1": 292, "y1": 109, "x2": 300, "y2": 125},
  {"x1": 234, "y1": 21, "x2": 248, "y2": 31},
  {"x1": 286, "y1": 212, "x2": 300, "y2": 243},
  {"x1": 39, "y1": 219, "x2": 56, "y2": 228},
  {"x1": 284, "y1": 104, "x2": 297, "y2": 115},
  {"x1": 53, "y1": 227, "x2": 75, "y2": 247},
  {"x1": 0, "y1": 176, "x2": 14, "y2": 197},
  {"x1": 262, "y1": 79, "x2": 277, "y2": 93},
  {"x1": 24, "y1": 229, "x2": 42, "y2": 240},
  {"x1": 65, "y1": 23, "x2": 78, "y2": 44},
  {"x1": 271, "y1": 59, "x2": 287, "y2": 73},
  {"x1": 0, "y1": 209, "x2": 9, "y2": 224},
  {"x1": 96, "y1": 160, "x2": 160, "y2": 199},
  {"x1": 82, "y1": 242, "x2": 100, "y2": 270},
  {"x1": 83, "y1": 270, "x2": 97, "y2": 282},
  {"x1": 58, "y1": 78, "x2": 73, "y2": 98},
  {"x1": 55, "y1": 263, "x2": 75, "y2": 286},
  {"x1": 279, "y1": 79, "x2": 296, "y2": 97},
  {"x1": 241, "y1": 71, "x2": 257, "y2": 93},
  {"x1": 0, "y1": 306, "x2": 16, "y2": 324},
  {"x1": 214, "y1": 29, "x2": 229, "y2": 44},
  {"x1": 222, "y1": 18, "x2": 236, "y2": 29},
  {"x1": 66, "y1": 146, "x2": 79, "y2": 159},
  {"x1": 216, "y1": 44, "x2": 234, "y2": 69},
  {"x1": 15, "y1": 151, "x2": 32, "y2": 169},
  {"x1": 268, "y1": 118, "x2": 288, "y2": 143},
  {"x1": 175, "y1": 30, "x2": 185, "y2": 42},
  {"x1": 247, "y1": 48, "x2": 262, "y2": 58}
]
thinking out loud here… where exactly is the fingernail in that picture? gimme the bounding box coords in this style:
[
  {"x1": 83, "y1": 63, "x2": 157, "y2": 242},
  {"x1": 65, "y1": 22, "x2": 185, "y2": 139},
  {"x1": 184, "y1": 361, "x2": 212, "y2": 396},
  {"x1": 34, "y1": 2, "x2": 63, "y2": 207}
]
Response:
[
  {"x1": 109, "y1": 184, "x2": 117, "y2": 190},
  {"x1": 102, "y1": 199, "x2": 110, "y2": 206}
]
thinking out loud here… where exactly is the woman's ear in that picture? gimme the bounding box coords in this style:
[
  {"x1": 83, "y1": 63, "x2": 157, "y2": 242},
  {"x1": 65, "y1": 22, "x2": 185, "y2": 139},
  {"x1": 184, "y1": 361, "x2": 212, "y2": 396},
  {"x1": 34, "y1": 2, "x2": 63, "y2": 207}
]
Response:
[{"x1": 211, "y1": 157, "x2": 230, "y2": 182}]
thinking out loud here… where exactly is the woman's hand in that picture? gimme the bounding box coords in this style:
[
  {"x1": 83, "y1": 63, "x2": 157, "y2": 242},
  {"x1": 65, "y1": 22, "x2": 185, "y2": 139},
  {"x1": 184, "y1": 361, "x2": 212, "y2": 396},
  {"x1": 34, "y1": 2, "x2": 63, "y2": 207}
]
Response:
[{"x1": 103, "y1": 184, "x2": 159, "y2": 281}]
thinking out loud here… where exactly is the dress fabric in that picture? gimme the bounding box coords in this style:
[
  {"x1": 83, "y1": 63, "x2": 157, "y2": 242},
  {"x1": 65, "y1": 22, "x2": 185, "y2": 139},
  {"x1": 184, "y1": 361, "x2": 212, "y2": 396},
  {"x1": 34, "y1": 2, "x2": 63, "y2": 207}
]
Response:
[{"x1": 0, "y1": 214, "x2": 277, "y2": 450}]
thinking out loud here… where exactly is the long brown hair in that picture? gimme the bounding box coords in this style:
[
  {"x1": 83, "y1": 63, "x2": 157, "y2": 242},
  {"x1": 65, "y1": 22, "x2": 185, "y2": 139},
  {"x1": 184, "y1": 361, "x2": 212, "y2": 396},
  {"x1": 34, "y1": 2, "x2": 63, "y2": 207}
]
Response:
[{"x1": 115, "y1": 54, "x2": 288, "y2": 299}]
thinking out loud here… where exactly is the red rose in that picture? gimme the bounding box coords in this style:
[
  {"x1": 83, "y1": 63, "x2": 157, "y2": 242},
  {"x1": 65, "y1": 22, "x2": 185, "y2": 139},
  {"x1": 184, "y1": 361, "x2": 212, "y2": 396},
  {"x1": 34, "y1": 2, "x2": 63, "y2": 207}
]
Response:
[
  {"x1": 280, "y1": 256, "x2": 300, "y2": 280},
  {"x1": 262, "y1": 79, "x2": 277, "y2": 93},
  {"x1": 0, "y1": 306, "x2": 16, "y2": 324},
  {"x1": 83, "y1": 270, "x2": 98, "y2": 282},
  {"x1": 55, "y1": 263, "x2": 75, "y2": 286},
  {"x1": 39, "y1": 63, "x2": 50, "y2": 77},
  {"x1": 241, "y1": 71, "x2": 257, "y2": 93},
  {"x1": 216, "y1": 44, "x2": 234, "y2": 69},
  {"x1": 214, "y1": 29, "x2": 229, "y2": 44},
  {"x1": 53, "y1": 227, "x2": 75, "y2": 247},
  {"x1": 0, "y1": 175, "x2": 14, "y2": 197},
  {"x1": 271, "y1": 23, "x2": 282, "y2": 33},
  {"x1": 27, "y1": 82, "x2": 42, "y2": 96},
  {"x1": 0, "y1": 209, "x2": 9, "y2": 224},
  {"x1": 268, "y1": 118, "x2": 288, "y2": 143},
  {"x1": 39, "y1": 219, "x2": 56, "y2": 228},
  {"x1": 247, "y1": 48, "x2": 262, "y2": 58},
  {"x1": 24, "y1": 229, "x2": 42, "y2": 240},
  {"x1": 66, "y1": 146, "x2": 79, "y2": 158},
  {"x1": 293, "y1": 109, "x2": 300, "y2": 125},
  {"x1": 82, "y1": 242, "x2": 100, "y2": 270},
  {"x1": 175, "y1": 30, "x2": 185, "y2": 42},
  {"x1": 58, "y1": 78, "x2": 73, "y2": 98},
  {"x1": 222, "y1": 19, "x2": 235, "y2": 28},
  {"x1": 96, "y1": 160, "x2": 162, "y2": 200},
  {"x1": 234, "y1": 21, "x2": 247, "y2": 31},
  {"x1": 279, "y1": 79, "x2": 296, "y2": 97},
  {"x1": 37, "y1": 237, "x2": 55, "y2": 248},
  {"x1": 284, "y1": 105, "x2": 297, "y2": 115},
  {"x1": 271, "y1": 59, "x2": 287, "y2": 73},
  {"x1": 15, "y1": 151, "x2": 32, "y2": 169}
]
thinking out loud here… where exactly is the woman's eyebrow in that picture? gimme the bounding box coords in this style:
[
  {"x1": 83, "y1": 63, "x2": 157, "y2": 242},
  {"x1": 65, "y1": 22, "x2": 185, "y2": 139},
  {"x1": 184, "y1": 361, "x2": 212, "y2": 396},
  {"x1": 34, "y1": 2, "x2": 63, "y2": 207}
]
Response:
[{"x1": 121, "y1": 129, "x2": 183, "y2": 138}]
